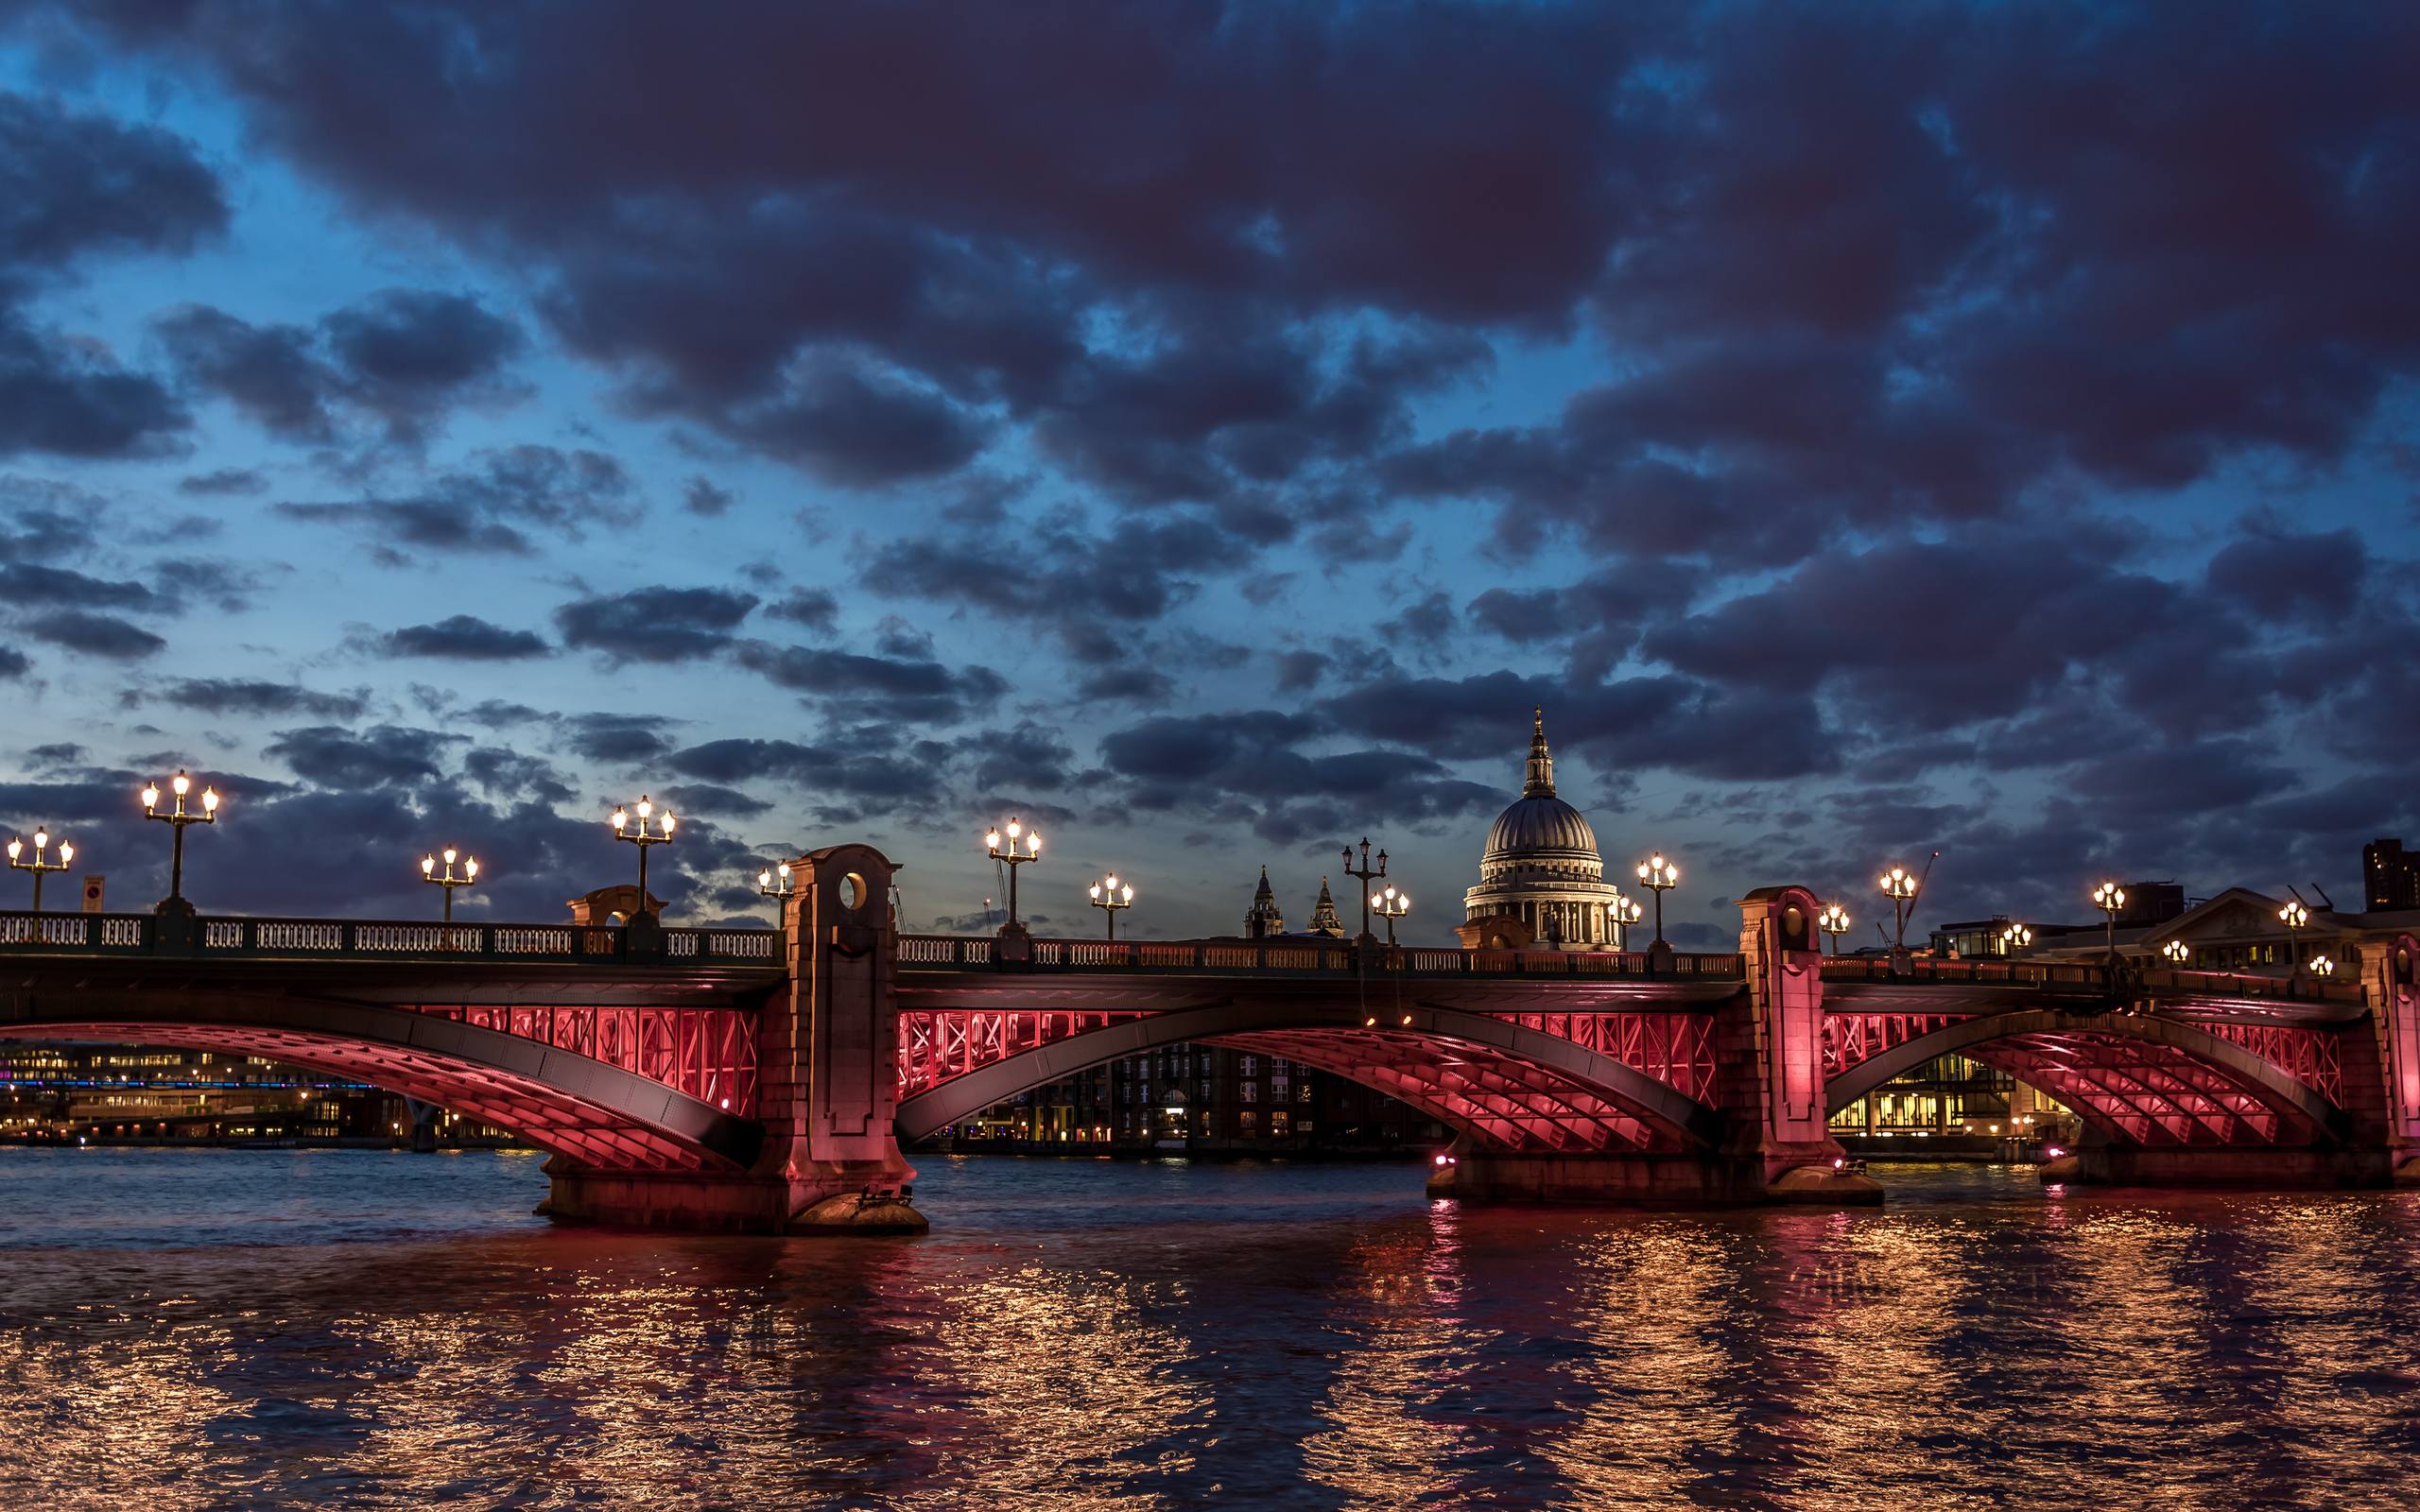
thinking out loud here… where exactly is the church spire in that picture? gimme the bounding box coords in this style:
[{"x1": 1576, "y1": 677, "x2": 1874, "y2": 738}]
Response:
[
  {"x1": 1245, "y1": 864, "x2": 1285, "y2": 936},
  {"x1": 1523, "y1": 706, "x2": 1556, "y2": 798},
  {"x1": 1306, "y1": 876, "x2": 1345, "y2": 937}
]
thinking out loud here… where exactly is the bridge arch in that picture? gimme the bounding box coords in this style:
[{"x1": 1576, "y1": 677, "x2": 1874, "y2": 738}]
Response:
[
  {"x1": 1823, "y1": 1008, "x2": 2344, "y2": 1147},
  {"x1": 894, "y1": 999, "x2": 1727, "y2": 1154},
  {"x1": 0, "y1": 989, "x2": 764, "y2": 1172}
]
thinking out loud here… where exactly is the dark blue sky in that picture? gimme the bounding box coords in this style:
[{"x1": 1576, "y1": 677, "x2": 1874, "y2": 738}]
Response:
[{"x1": 0, "y1": 2, "x2": 2413, "y2": 948}]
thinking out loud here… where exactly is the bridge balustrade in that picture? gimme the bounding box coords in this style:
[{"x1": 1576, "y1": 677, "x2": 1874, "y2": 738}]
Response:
[
  {"x1": 893, "y1": 935, "x2": 1746, "y2": 979},
  {"x1": 1818, "y1": 953, "x2": 2369, "y2": 1008},
  {"x1": 0, "y1": 911, "x2": 783, "y2": 967}
]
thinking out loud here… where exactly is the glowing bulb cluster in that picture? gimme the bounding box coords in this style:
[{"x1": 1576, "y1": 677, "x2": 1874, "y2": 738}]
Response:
[
  {"x1": 984, "y1": 817, "x2": 1041, "y2": 858},
  {"x1": 611, "y1": 796, "x2": 676, "y2": 838}
]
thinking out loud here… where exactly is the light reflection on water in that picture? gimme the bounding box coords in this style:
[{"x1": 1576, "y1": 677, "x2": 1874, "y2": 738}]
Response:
[{"x1": 3, "y1": 1149, "x2": 2419, "y2": 1509}]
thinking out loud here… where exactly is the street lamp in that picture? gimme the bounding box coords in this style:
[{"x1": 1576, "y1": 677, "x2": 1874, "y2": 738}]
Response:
[
  {"x1": 2001, "y1": 921, "x2": 2033, "y2": 954},
  {"x1": 7, "y1": 827, "x2": 73, "y2": 913},
  {"x1": 758, "y1": 862, "x2": 796, "y2": 901},
  {"x1": 2091, "y1": 881, "x2": 2127, "y2": 959},
  {"x1": 609, "y1": 797, "x2": 675, "y2": 918},
  {"x1": 984, "y1": 816, "x2": 1041, "y2": 932},
  {"x1": 1088, "y1": 873, "x2": 1135, "y2": 939},
  {"x1": 141, "y1": 770, "x2": 219, "y2": 916},
  {"x1": 2312, "y1": 954, "x2": 2336, "y2": 978},
  {"x1": 1611, "y1": 894, "x2": 1644, "y2": 950},
  {"x1": 2278, "y1": 899, "x2": 2309, "y2": 973},
  {"x1": 2160, "y1": 938, "x2": 2190, "y2": 967},
  {"x1": 1636, "y1": 852, "x2": 1678, "y2": 948},
  {"x1": 1342, "y1": 837, "x2": 1388, "y2": 940},
  {"x1": 1818, "y1": 902, "x2": 1852, "y2": 954},
  {"x1": 1877, "y1": 865, "x2": 1921, "y2": 954},
  {"x1": 418, "y1": 847, "x2": 479, "y2": 921},
  {"x1": 1371, "y1": 884, "x2": 1409, "y2": 946}
]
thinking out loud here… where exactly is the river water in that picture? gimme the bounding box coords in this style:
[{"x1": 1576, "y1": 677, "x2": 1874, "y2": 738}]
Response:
[{"x1": 1, "y1": 1150, "x2": 2416, "y2": 1510}]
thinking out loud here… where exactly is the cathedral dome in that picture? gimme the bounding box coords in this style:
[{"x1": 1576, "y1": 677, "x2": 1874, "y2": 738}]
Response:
[
  {"x1": 1462, "y1": 709, "x2": 1630, "y2": 951},
  {"x1": 1484, "y1": 795, "x2": 1599, "y2": 861}
]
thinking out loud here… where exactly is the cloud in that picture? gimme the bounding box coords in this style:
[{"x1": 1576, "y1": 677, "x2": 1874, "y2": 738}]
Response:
[
  {"x1": 319, "y1": 287, "x2": 526, "y2": 439},
  {"x1": 660, "y1": 782, "x2": 773, "y2": 818},
  {"x1": 665, "y1": 734, "x2": 941, "y2": 806},
  {"x1": 276, "y1": 445, "x2": 631, "y2": 557},
  {"x1": 156, "y1": 287, "x2": 524, "y2": 447},
  {"x1": 152, "y1": 678, "x2": 370, "y2": 722},
  {"x1": 17, "y1": 608, "x2": 164, "y2": 659},
  {"x1": 0, "y1": 560, "x2": 158, "y2": 611},
  {"x1": 375, "y1": 613, "x2": 550, "y2": 661},
  {"x1": 461, "y1": 746, "x2": 575, "y2": 805},
  {"x1": 682, "y1": 476, "x2": 735, "y2": 516},
  {"x1": 177, "y1": 465, "x2": 266, "y2": 495},
  {"x1": 0, "y1": 306, "x2": 189, "y2": 460},
  {"x1": 263, "y1": 723, "x2": 464, "y2": 788},
  {"x1": 554, "y1": 585, "x2": 758, "y2": 662},
  {"x1": 764, "y1": 587, "x2": 839, "y2": 636},
  {"x1": 0, "y1": 91, "x2": 226, "y2": 279},
  {"x1": 0, "y1": 644, "x2": 26, "y2": 679},
  {"x1": 560, "y1": 712, "x2": 677, "y2": 764},
  {"x1": 727, "y1": 638, "x2": 1007, "y2": 723},
  {"x1": 153, "y1": 303, "x2": 340, "y2": 442}
]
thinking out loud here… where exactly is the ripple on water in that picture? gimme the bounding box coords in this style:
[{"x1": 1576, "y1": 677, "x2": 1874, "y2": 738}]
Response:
[{"x1": 2, "y1": 1151, "x2": 2419, "y2": 1510}]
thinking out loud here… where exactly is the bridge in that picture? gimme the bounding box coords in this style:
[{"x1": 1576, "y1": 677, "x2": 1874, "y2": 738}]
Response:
[{"x1": 4, "y1": 846, "x2": 2416, "y2": 1231}]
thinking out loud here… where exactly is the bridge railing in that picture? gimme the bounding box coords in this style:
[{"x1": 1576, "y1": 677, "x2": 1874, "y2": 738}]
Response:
[
  {"x1": 0, "y1": 911, "x2": 782, "y2": 967},
  {"x1": 1818, "y1": 953, "x2": 2368, "y2": 1005},
  {"x1": 895, "y1": 935, "x2": 1746, "y2": 979}
]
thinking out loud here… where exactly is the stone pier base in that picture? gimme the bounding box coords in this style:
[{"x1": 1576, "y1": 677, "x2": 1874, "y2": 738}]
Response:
[
  {"x1": 539, "y1": 1158, "x2": 929, "y2": 1235},
  {"x1": 2038, "y1": 1145, "x2": 2393, "y2": 1190},
  {"x1": 1426, "y1": 1149, "x2": 1882, "y2": 1207}
]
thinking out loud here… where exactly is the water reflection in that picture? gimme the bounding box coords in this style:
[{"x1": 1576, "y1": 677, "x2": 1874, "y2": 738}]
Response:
[{"x1": 2, "y1": 1152, "x2": 2419, "y2": 1509}]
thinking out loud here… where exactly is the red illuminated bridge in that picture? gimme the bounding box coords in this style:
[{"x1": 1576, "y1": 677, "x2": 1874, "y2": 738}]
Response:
[{"x1": 5, "y1": 844, "x2": 2416, "y2": 1231}]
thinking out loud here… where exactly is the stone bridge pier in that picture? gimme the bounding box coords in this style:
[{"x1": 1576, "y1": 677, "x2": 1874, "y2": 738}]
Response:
[{"x1": 542, "y1": 843, "x2": 927, "y2": 1234}]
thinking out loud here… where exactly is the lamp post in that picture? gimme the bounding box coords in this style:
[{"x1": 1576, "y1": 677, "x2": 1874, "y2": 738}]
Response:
[
  {"x1": 1371, "y1": 884, "x2": 1409, "y2": 946},
  {"x1": 1342, "y1": 837, "x2": 1388, "y2": 940},
  {"x1": 1088, "y1": 873, "x2": 1134, "y2": 939},
  {"x1": 1819, "y1": 902, "x2": 1852, "y2": 954},
  {"x1": 984, "y1": 816, "x2": 1041, "y2": 932},
  {"x1": 141, "y1": 770, "x2": 219, "y2": 916},
  {"x1": 609, "y1": 796, "x2": 675, "y2": 918},
  {"x1": 2312, "y1": 954, "x2": 2336, "y2": 978},
  {"x1": 2278, "y1": 899, "x2": 2309, "y2": 973},
  {"x1": 2160, "y1": 938, "x2": 2190, "y2": 967},
  {"x1": 2092, "y1": 881, "x2": 2127, "y2": 960},
  {"x1": 1636, "y1": 852, "x2": 1678, "y2": 948},
  {"x1": 7, "y1": 828, "x2": 73, "y2": 913},
  {"x1": 758, "y1": 861, "x2": 797, "y2": 906},
  {"x1": 1877, "y1": 865, "x2": 1922, "y2": 958},
  {"x1": 2001, "y1": 921, "x2": 2033, "y2": 955},
  {"x1": 1612, "y1": 894, "x2": 1643, "y2": 951},
  {"x1": 418, "y1": 848, "x2": 479, "y2": 921}
]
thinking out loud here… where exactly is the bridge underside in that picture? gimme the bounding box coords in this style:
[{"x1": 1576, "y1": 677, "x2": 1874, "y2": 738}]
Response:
[
  {"x1": 1825, "y1": 1009, "x2": 2349, "y2": 1155},
  {"x1": 895, "y1": 1000, "x2": 1727, "y2": 1156},
  {"x1": 1196, "y1": 1029, "x2": 1685, "y2": 1153},
  {"x1": 0, "y1": 995, "x2": 764, "y2": 1175}
]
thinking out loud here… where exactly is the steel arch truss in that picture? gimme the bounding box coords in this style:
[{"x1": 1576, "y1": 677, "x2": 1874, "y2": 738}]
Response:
[
  {"x1": 417, "y1": 1005, "x2": 758, "y2": 1116},
  {"x1": 892, "y1": 1000, "x2": 1728, "y2": 1154},
  {"x1": 897, "y1": 1005, "x2": 1722, "y2": 1108},
  {"x1": 1822, "y1": 1009, "x2": 2345, "y2": 1149},
  {"x1": 0, "y1": 992, "x2": 764, "y2": 1173}
]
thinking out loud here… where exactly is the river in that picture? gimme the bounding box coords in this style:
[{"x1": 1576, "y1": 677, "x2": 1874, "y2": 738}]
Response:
[{"x1": 1, "y1": 1149, "x2": 2415, "y2": 1509}]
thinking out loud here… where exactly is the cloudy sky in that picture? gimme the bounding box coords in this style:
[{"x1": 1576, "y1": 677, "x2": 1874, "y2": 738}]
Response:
[{"x1": 0, "y1": 2, "x2": 2412, "y2": 948}]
